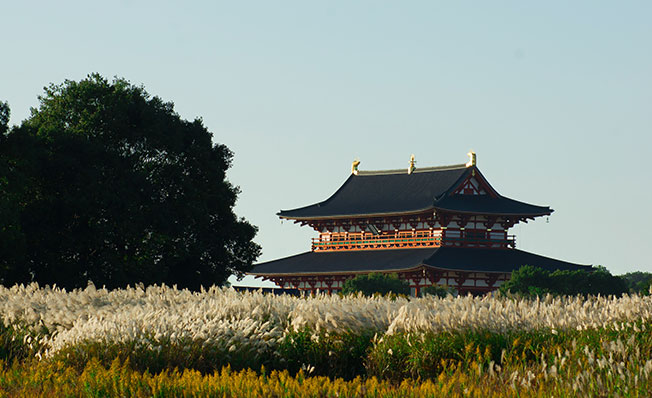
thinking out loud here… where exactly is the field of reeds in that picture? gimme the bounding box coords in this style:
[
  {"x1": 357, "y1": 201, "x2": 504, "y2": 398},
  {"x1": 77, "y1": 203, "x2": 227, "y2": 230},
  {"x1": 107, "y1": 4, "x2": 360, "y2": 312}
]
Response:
[{"x1": 0, "y1": 283, "x2": 650, "y2": 397}]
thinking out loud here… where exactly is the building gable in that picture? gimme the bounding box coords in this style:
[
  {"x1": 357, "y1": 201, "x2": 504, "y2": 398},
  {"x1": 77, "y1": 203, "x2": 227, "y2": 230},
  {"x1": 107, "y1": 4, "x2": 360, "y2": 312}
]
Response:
[
  {"x1": 451, "y1": 167, "x2": 499, "y2": 198},
  {"x1": 454, "y1": 175, "x2": 487, "y2": 195}
]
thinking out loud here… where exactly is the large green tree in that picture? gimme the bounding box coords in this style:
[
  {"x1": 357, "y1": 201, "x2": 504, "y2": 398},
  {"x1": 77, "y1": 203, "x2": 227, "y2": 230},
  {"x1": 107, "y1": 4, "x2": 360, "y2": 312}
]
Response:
[
  {"x1": 0, "y1": 101, "x2": 34, "y2": 283},
  {"x1": 0, "y1": 75, "x2": 260, "y2": 289}
]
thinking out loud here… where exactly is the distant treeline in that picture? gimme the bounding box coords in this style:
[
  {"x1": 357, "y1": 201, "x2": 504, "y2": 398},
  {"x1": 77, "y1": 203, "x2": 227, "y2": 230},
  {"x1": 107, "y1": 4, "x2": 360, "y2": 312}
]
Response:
[
  {"x1": 324, "y1": 267, "x2": 651, "y2": 298},
  {"x1": 500, "y1": 266, "x2": 650, "y2": 297}
]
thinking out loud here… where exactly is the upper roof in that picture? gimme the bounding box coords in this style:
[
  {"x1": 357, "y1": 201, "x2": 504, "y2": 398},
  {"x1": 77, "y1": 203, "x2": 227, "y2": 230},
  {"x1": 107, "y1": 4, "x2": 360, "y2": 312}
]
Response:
[
  {"x1": 249, "y1": 247, "x2": 590, "y2": 276},
  {"x1": 278, "y1": 164, "x2": 552, "y2": 220}
]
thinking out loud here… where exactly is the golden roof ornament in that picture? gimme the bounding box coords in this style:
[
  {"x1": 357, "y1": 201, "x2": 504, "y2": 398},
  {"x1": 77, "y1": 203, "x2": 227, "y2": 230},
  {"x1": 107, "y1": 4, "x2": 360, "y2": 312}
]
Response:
[
  {"x1": 408, "y1": 154, "x2": 416, "y2": 174},
  {"x1": 351, "y1": 159, "x2": 361, "y2": 175},
  {"x1": 466, "y1": 151, "x2": 476, "y2": 168}
]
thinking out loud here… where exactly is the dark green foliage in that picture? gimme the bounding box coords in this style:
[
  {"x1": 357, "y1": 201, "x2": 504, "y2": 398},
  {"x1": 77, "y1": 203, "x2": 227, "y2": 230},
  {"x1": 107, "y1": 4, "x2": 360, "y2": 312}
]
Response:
[
  {"x1": 341, "y1": 273, "x2": 410, "y2": 297},
  {"x1": 0, "y1": 101, "x2": 9, "y2": 135},
  {"x1": 621, "y1": 272, "x2": 652, "y2": 295},
  {"x1": 639, "y1": 279, "x2": 652, "y2": 295},
  {"x1": 367, "y1": 330, "x2": 510, "y2": 381},
  {"x1": 0, "y1": 75, "x2": 261, "y2": 289},
  {"x1": 0, "y1": 321, "x2": 46, "y2": 364},
  {"x1": 50, "y1": 327, "x2": 375, "y2": 379},
  {"x1": 499, "y1": 265, "x2": 629, "y2": 297},
  {"x1": 499, "y1": 265, "x2": 548, "y2": 296},
  {"x1": 0, "y1": 101, "x2": 35, "y2": 284},
  {"x1": 0, "y1": 323, "x2": 30, "y2": 363},
  {"x1": 365, "y1": 322, "x2": 652, "y2": 382},
  {"x1": 51, "y1": 336, "x2": 275, "y2": 375},
  {"x1": 5, "y1": 319, "x2": 651, "y2": 384},
  {"x1": 277, "y1": 328, "x2": 375, "y2": 380},
  {"x1": 420, "y1": 284, "x2": 455, "y2": 298}
]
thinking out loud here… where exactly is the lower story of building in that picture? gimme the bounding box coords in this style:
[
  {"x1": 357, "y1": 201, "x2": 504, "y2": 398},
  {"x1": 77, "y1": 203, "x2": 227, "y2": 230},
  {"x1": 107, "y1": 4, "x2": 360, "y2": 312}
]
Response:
[
  {"x1": 249, "y1": 247, "x2": 591, "y2": 296},
  {"x1": 261, "y1": 267, "x2": 510, "y2": 296}
]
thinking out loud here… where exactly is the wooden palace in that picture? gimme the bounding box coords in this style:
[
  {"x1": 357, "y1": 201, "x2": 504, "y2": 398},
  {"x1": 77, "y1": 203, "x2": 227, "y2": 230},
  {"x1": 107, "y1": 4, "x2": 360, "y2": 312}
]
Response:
[{"x1": 249, "y1": 153, "x2": 589, "y2": 295}]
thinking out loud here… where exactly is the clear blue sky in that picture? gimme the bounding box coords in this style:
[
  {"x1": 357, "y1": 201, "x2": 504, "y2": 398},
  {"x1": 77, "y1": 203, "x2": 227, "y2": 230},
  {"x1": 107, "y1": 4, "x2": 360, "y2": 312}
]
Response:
[{"x1": 2, "y1": 1, "x2": 651, "y2": 285}]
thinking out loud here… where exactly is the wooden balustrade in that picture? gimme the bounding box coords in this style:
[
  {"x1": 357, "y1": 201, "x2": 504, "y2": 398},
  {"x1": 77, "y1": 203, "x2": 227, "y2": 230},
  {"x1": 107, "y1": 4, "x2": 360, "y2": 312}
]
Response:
[
  {"x1": 311, "y1": 231, "x2": 515, "y2": 251},
  {"x1": 312, "y1": 231, "x2": 441, "y2": 251}
]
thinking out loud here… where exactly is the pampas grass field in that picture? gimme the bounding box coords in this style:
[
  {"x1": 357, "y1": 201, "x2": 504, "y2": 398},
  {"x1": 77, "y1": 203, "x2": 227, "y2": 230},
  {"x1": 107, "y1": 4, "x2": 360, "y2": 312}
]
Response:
[{"x1": 1, "y1": 284, "x2": 650, "y2": 397}]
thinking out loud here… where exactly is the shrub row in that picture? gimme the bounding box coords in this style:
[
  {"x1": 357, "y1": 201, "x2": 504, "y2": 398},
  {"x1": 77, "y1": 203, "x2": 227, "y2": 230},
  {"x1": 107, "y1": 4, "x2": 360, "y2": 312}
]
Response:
[
  {"x1": 1, "y1": 322, "x2": 650, "y2": 397},
  {"x1": 4, "y1": 317, "x2": 649, "y2": 384}
]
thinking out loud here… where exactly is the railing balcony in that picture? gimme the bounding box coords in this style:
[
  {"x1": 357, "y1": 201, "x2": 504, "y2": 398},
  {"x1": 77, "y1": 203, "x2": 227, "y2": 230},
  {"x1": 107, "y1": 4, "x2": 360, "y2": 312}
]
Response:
[
  {"x1": 311, "y1": 232, "x2": 516, "y2": 251},
  {"x1": 312, "y1": 232, "x2": 442, "y2": 252}
]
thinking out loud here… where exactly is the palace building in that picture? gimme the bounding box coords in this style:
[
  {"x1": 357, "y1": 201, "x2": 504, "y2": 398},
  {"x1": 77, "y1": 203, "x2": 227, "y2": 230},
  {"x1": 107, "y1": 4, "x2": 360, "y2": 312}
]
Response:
[{"x1": 249, "y1": 153, "x2": 589, "y2": 295}]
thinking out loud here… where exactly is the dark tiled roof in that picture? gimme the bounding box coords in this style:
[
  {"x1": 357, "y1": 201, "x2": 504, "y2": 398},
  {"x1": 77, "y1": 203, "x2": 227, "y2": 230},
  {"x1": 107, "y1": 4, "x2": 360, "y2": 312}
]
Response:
[
  {"x1": 277, "y1": 165, "x2": 552, "y2": 219},
  {"x1": 423, "y1": 248, "x2": 589, "y2": 273},
  {"x1": 249, "y1": 248, "x2": 590, "y2": 276},
  {"x1": 278, "y1": 165, "x2": 468, "y2": 219},
  {"x1": 250, "y1": 248, "x2": 437, "y2": 276},
  {"x1": 433, "y1": 195, "x2": 552, "y2": 217}
]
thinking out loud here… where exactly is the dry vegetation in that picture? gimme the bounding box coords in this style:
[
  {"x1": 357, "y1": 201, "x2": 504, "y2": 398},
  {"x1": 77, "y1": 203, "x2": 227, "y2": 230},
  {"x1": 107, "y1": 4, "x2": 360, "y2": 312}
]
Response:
[{"x1": 1, "y1": 284, "x2": 650, "y2": 397}]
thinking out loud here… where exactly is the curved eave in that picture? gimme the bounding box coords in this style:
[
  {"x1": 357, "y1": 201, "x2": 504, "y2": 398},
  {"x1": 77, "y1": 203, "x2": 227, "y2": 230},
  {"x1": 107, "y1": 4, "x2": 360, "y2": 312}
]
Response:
[
  {"x1": 423, "y1": 264, "x2": 509, "y2": 274},
  {"x1": 423, "y1": 248, "x2": 592, "y2": 273},
  {"x1": 277, "y1": 207, "x2": 436, "y2": 221},
  {"x1": 250, "y1": 261, "x2": 591, "y2": 278},
  {"x1": 431, "y1": 206, "x2": 554, "y2": 218},
  {"x1": 250, "y1": 264, "x2": 519, "y2": 278},
  {"x1": 278, "y1": 206, "x2": 553, "y2": 221},
  {"x1": 432, "y1": 194, "x2": 554, "y2": 218},
  {"x1": 249, "y1": 247, "x2": 591, "y2": 277},
  {"x1": 277, "y1": 173, "x2": 357, "y2": 220},
  {"x1": 248, "y1": 264, "x2": 426, "y2": 278}
]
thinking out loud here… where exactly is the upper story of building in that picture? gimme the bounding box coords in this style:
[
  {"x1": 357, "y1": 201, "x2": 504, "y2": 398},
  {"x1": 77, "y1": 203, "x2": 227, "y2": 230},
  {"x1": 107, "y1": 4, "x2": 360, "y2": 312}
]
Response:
[{"x1": 277, "y1": 153, "x2": 552, "y2": 252}]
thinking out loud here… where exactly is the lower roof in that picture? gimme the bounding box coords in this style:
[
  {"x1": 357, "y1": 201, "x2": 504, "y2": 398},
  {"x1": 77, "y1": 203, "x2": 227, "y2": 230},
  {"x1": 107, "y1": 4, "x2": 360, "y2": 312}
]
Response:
[{"x1": 249, "y1": 247, "x2": 590, "y2": 276}]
